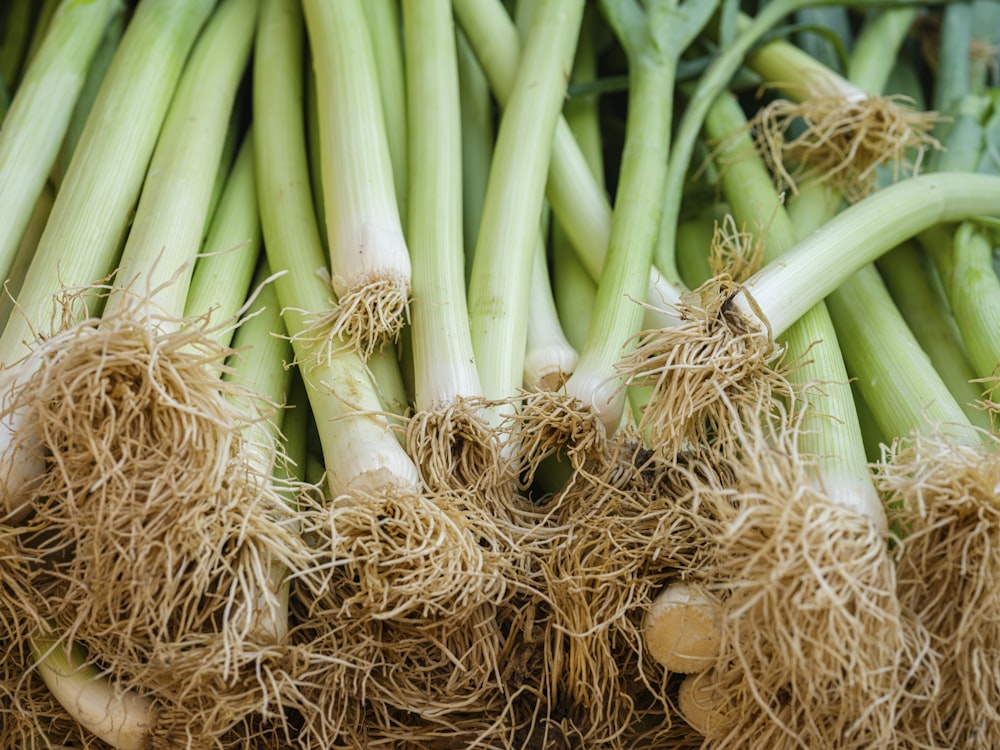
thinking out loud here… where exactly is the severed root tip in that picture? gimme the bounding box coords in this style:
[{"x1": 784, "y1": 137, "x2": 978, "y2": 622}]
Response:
[
  {"x1": 643, "y1": 582, "x2": 721, "y2": 674},
  {"x1": 300, "y1": 271, "x2": 410, "y2": 361},
  {"x1": 678, "y1": 669, "x2": 724, "y2": 735},
  {"x1": 618, "y1": 276, "x2": 788, "y2": 457},
  {"x1": 880, "y1": 431, "x2": 1000, "y2": 747},
  {"x1": 501, "y1": 389, "x2": 608, "y2": 488},
  {"x1": 405, "y1": 397, "x2": 514, "y2": 495},
  {"x1": 750, "y1": 89, "x2": 942, "y2": 202}
]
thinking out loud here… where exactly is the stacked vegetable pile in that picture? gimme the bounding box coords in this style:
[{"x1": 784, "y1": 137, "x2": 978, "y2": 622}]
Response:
[{"x1": 0, "y1": 0, "x2": 998, "y2": 748}]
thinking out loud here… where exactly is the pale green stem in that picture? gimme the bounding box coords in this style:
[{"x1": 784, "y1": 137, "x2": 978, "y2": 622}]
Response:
[
  {"x1": 948, "y1": 221, "x2": 1000, "y2": 380},
  {"x1": 465, "y1": 0, "x2": 585, "y2": 408},
  {"x1": 103, "y1": 0, "x2": 256, "y2": 323},
  {"x1": 0, "y1": 0, "x2": 116, "y2": 292},
  {"x1": 184, "y1": 128, "x2": 262, "y2": 345},
  {"x1": 361, "y1": 0, "x2": 409, "y2": 228},
  {"x1": 403, "y1": 0, "x2": 482, "y2": 411},
  {"x1": 255, "y1": 0, "x2": 419, "y2": 496},
  {"x1": 707, "y1": 91, "x2": 884, "y2": 529}
]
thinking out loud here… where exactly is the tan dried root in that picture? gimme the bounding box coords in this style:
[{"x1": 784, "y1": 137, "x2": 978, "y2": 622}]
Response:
[
  {"x1": 690, "y1": 414, "x2": 934, "y2": 750},
  {"x1": 404, "y1": 397, "x2": 514, "y2": 496},
  {"x1": 500, "y1": 389, "x2": 609, "y2": 489},
  {"x1": 751, "y1": 86, "x2": 942, "y2": 202},
  {"x1": 512, "y1": 434, "x2": 739, "y2": 747},
  {"x1": 880, "y1": 431, "x2": 1000, "y2": 748},
  {"x1": 707, "y1": 212, "x2": 766, "y2": 282},
  {"x1": 618, "y1": 276, "x2": 791, "y2": 457},
  {"x1": 296, "y1": 271, "x2": 410, "y2": 362},
  {"x1": 0, "y1": 307, "x2": 313, "y2": 738},
  {"x1": 288, "y1": 485, "x2": 526, "y2": 749}
]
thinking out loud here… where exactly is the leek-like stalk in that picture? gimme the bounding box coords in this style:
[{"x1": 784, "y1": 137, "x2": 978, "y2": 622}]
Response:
[
  {"x1": 301, "y1": 0, "x2": 411, "y2": 358},
  {"x1": 735, "y1": 174, "x2": 1000, "y2": 340},
  {"x1": 30, "y1": 636, "x2": 155, "y2": 750},
  {"x1": 0, "y1": 0, "x2": 113, "y2": 285},
  {"x1": 0, "y1": 0, "x2": 33, "y2": 89},
  {"x1": 945, "y1": 221, "x2": 1000, "y2": 381},
  {"x1": 103, "y1": 0, "x2": 256, "y2": 323},
  {"x1": 403, "y1": 0, "x2": 482, "y2": 412},
  {"x1": 452, "y1": 0, "x2": 685, "y2": 331},
  {"x1": 255, "y1": 0, "x2": 418, "y2": 496},
  {"x1": 184, "y1": 129, "x2": 262, "y2": 342},
  {"x1": 563, "y1": 0, "x2": 716, "y2": 434},
  {"x1": 704, "y1": 90, "x2": 884, "y2": 529},
  {"x1": 877, "y1": 241, "x2": 991, "y2": 428},
  {"x1": 0, "y1": 0, "x2": 215, "y2": 512},
  {"x1": 465, "y1": 0, "x2": 585, "y2": 408},
  {"x1": 524, "y1": 232, "x2": 579, "y2": 392},
  {"x1": 361, "y1": 0, "x2": 408, "y2": 229}
]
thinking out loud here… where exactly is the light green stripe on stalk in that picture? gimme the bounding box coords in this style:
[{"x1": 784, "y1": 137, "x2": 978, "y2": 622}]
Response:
[
  {"x1": 51, "y1": 5, "x2": 127, "y2": 189},
  {"x1": 876, "y1": 241, "x2": 990, "y2": 430},
  {"x1": 103, "y1": 0, "x2": 256, "y2": 323},
  {"x1": 184, "y1": 129, "x2": 262, "y2": 347},
  {"x1": 465, "y1": 0, "x2": 584, "y2": 406},
  {"x1": 0, "y1": 0, "x2": 115, "y2": 293},
  {"x1": 255, "y1": 0, "x2": 419, "y2": 497},
  {"x1": 706, "y1": 91, "x2": 884, "y2": 527},
  {"x1": 361, "y1": 0, "x2": 408, "y2": 228},
  {"x1": 0, "y1": 0, "x2": 216, "y2": 365},
  {"x1": 949, "y1": 222, "x2": 1000, "y2": 380},
  {"x1": 456, "y1": 29, "x2": 494, "y2": 279},
  {"x1": 21, "y1": 0, "x2": 61, "y2": 71},
  {"x1": 403, "y1": 0, "x2": 482, "y2": 410},
  {"x1": 0, "y1": 183, "x2": 53, "y2": 327},
  {"x1": 736, "y1": 174, "x2": 1000, "y2": 339},
  {"x1": 452, "y1": 0, "x2": 685, "y2": 332},
  {"x1": 566, "y1": 0, "x2": 715, "y2": 433},
  {"x1": 827, "y1": 264, "x2": 982, "y2": 448}
]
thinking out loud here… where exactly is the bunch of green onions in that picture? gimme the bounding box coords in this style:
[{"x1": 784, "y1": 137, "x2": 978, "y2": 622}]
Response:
[{"x1": 0, "y1": 1, "x2": 999, "y2": 748}]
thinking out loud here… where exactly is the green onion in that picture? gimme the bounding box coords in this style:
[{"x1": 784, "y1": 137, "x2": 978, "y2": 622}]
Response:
[
  {"x1": 465, "y1": 0, "x2": 584, "y2": 412},
  {"x1": 301, "y1": 0, "x2": 411, "y2": 358},
  {"x1": 255, "y1": 0, "x2": 419, "y2": 496},
  {"x1": 0, "y1": 0, "x2": 114, "y2": 286}
]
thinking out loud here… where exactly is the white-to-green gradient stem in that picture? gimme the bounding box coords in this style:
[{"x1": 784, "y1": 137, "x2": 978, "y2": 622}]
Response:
[
  {"x1": 103, "y1": 0, "x2": 256, "y2": 322},
  {"x1": 734, "y1": 173, "x2": 1000, "y2": 339},
  {"x1": 0, "y1": 0, "x2": 216, "y2": 364},
  {"x1": 566, "y1": 0, "x2": 708, "y2": 434},
  {"x1": 0, "y1": 0, "x2": 115, "y2": 286},
  {"x1": 525, "y1": 231, "x2": 579, "y2": 392},
  {"x1": 255, "y1": 0, "x2": 419, "y2": 496},
  {"x1": 402, "y1": 0, "x2": 482, "y2": 411},
  {"x1": 31, "y1": 635, "x2": 155, "y2": 750},
  {"x1": 707, "y1": 91, "x2": 885, "y2": 530},
  {"x1": 301, "y1": 0, "x2": 411, "y2": 314},
  {"x1": 452, "y1": 0, "x2": 685, "y2": 331},
  {"x1": 465, "y1": 0, "x2": 585, "y2": 406},
  {"x1": 361, "y1": 0, "x2": 409, "y2": 229}
]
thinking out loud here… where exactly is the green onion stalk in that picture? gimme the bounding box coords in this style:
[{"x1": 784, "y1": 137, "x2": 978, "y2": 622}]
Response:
[
  {"x1": 452, "y1": 0, "x2": 688, "y2": 336},
  {"x1": 300, "y1": 0, "x2": 411, "y2": 360},
  {"x1": 461, "y1": 0, "x2": 584, "y2": 455},
  {"x1": 505, "y1": 0, "x2": 717, "y2": 492},
  {"x1": 254, "y1": 3, "x2": 514, "y2": 743},
  {"x1": 666, "y1": 90, "x2": 928, "y2": 748},
  {"x1": 619, "y1": 173, "x2": 1000, "y2": 461},
  {"x1": 400, "y1": 0, "x2": 506, "y2": 498},
  {"x1": 825, "y1": 255, "x2": 1000, "y2": 749},
  {"x1": 0, "y1": 0, "x2": 115, "y2": 288},
  {"x1": 0, "y1": 0, "x2": 216, "y2": 517},
  {"x1": 0, "y1": 2, "x2": 315, "y2": 742}
]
